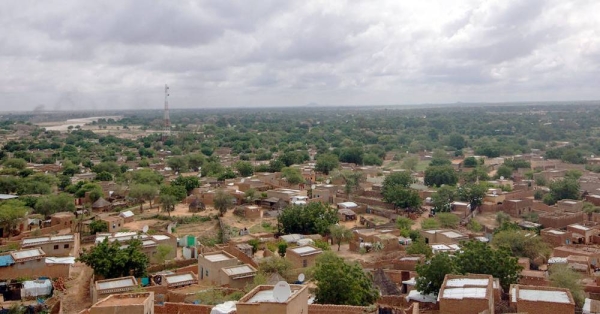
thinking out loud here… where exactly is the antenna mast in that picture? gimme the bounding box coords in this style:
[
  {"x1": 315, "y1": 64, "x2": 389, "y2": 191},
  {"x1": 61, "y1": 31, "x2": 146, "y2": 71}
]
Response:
[{"x1": 163, "y1": 84, "x2": 171, "y2": 140}]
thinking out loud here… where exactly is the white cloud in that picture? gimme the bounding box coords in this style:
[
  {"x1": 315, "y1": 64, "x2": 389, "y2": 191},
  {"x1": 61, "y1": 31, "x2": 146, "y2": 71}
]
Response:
[{"x1": 0, "y1": 0, "x2": 599, "y2": 110}]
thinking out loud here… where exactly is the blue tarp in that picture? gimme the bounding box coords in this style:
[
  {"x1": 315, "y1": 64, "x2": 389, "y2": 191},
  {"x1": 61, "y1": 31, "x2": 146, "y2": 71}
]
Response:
[{"x1": 0, "y1": 255, "x2": 14, "y2": 267}]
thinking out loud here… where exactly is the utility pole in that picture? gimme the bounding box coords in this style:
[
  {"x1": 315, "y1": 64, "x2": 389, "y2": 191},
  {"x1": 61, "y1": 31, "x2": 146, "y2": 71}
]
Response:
[{"x1": 162, "y1": 84, "x2": 171, "y2": 141}]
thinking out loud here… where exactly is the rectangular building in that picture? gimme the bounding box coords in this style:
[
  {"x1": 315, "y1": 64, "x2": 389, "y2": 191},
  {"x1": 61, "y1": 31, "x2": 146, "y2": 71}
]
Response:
[
  {"x1": 285, "y1": 245, "x2": 323, "y2": 269},
  {"x1": 220, "y1": 264, "x2": 257, "y2": 289},
  {"x1": 21, "y1": 234, "x2": 76, "y2": 257},
  {"x1": 236, "y1": 284, "x2": 308, "y2": 314},
  {"x1": 89, "y1": 292, "x2": 154, "y2": 314},
  {"x1": 510, "y1": 285, "x2": 575, "y2": 314},
  {"x1": 198, "y1": 251, "x2": 239, "y2": 285},
  {"x1": 438, "y1": 274, "x2": 494, "y2": 314},
  {"x1": 92, "y1": 276, "x2": 138, "y2": 303}
]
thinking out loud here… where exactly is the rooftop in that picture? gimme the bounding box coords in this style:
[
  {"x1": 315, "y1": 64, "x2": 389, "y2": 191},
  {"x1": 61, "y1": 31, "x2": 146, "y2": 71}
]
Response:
[
  {"x1": 165, "y1": 273, "x2": 196, "y2": 285},
  {"x1": 514, "y1": 288, "x2": 572, "y2": 304},
  {"x1": 446, "y1": 278, "x2": 489, "y2": 287},
  {"x1": 240, "y1": 285, "x2": 305, "y2": 304},
  {"x1": 289, "y1": 245, "x2": 322, "y2": 256},
  {"x1": 222, "y1": 264, "x2": 257, "y2": 279},
  {"x1": 96, "y1": 277, "x2": 137, "y2": 292},
  {"x1": 11, "y1": 248, "x2": 45, "y2": 261},
  {"x1": 93, "y1": 292, "x2": 152, "y2": 307},
  {"x1": 441, "y1": 287, "x2": 488, "y2": 300},
  {"x1": 203, "y1": 252, "x2": 235, "y2": 262},
  {"x1": 569, "y1": 224, "x2": 592, "y2": 231},
  {"x1": 21, "y1": 234, "x2": 75, "y2": 247}
]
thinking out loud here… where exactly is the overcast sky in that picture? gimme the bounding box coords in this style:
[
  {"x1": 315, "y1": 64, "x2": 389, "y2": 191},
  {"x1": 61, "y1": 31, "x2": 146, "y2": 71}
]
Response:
[{"x1": 1, "y1": 0, "x2": 599, "y2": 111}]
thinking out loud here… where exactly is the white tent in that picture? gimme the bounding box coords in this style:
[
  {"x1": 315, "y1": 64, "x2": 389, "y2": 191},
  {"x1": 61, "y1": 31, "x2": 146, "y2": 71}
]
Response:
[{"x1": 21, "y1": 279, "x2": 52, "y2": 299}]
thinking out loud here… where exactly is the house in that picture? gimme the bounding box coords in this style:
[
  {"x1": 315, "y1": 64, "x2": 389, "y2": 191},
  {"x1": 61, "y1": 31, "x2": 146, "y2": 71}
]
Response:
[
  {"x1": 20, "y1": 234, "x2": 77, "y2": 257},
  {"x1": 338, "y1": 208, "x2": 357, "y2": 221},
  {"x1": 337, "y1": 201, "x2": 358, "y2": 210},
  {"x1": 438, "y1": 274, "x2": 495, "y2": 314},
  {"x1": 92, "y1": 276, "x2": 138, "y2": 303},
  {"x1": 86, "y1": 292, "x2": 154, "y2": 314},
  {"x1": 162, "y1": 272, "x2": 197, "y2": 288},
  {"x1": 101, "y1": 216, "x2": 125, "y2": 233},
  {"x1": 0, "y1": 248, "x2": 73, "y2": 280},
  {"x1": 285, "y1": 245, "x2": 323, "y2": 269},
  {"x1": 266, "y1": 188, "x2": 307, "y2": 203},
  {"x1": 235, "y1": 284, "x2": 308, "y2": 314},
  {"x1": 509, "y1": 285, "x2": 575, "y2": 314},
  {"x1": 92, "y1": 197, "x2": 112, "y2": 212},
  {"x1": 503, "y1": 199, "x2": 533, "y2": 217},
  {"x1": 311, "y1": 184, "x2": 337, "y2": 204},
  {"x1": 119, "y1": 211, "x2": 135, "y2": 223},
  {"x1": 553, "y1": 246, "x2": 600, "y2": 266},
  {"x1": 420, "y1": 229, "x2": 468, "y2": 244},
  {"x1": 198, "y1": 251, "x2": 239, "y2": 285},
  {"x1": 50, "y1": 212, "x2": 74, "y2": 228},
  {"x1": 243, "y1": 205, "x2": 262, "y2": 219},
  {"x1": 566, "y1": 224, "x2": 600, "y2": 244},
  {"x1": 541, "y1": 228, "x2": 572, "y2": 247},
  {"x1": 95, "y1": 232, "x2": 177, "y2": 263},
  {"x1": 219, "y1": 264, "x2": 257, "y2": 289},
  {"x1": 557, "y1": 199, "x2": 584, "y2": 212}
]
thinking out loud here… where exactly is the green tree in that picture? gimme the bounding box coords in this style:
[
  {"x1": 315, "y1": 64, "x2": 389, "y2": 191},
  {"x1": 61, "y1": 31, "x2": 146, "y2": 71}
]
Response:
[
  {"x1": 329, "y1": 224, "x2": 353, "y2": 251},
  {"x1": 130, "y1": 169, "x2": 163, "y2": 185},
  {"x1": 406, "y1": 238, "x2": 432, "y2": 258},
  {"x1": 549, "y1": 179, "x2": 580, "y2": 202},
  {"x1": 313, "y1": 251, "x2": 379, "y2": 306},
  {"x1": 77, "y1": 238, "x2": 149, "y2": 279},
  {"x1": 457, "y1": 183, "x2": 487, "y2": 209},
  {"x1": 167, "y1": 156, "x2": 188, "y2": 172},
  {"x1": 91, "y1": 161, "x2": 121, "y2": 175},
  {"x1": 382, "y1": 186, "x2": 422, "y2": 210},
  {"x1": 492, "y1": 230, "x2": 550, "y2": 261},
  {"x1": 187, "y1": 153, "x2": 206, "y2": 171},
  {"x1": 0, "y1": 200, "x2": 29, "y2": 238},
  {"x1": 467, "y1": 219, "x2": 483, "y2": 232},
  {"x1": 548, "y1": 263, "x2": 584, "y2": 307},
  {"x1": 95, "y1": 171, "x2": 113, "y2": 181},
  {"x1": 155, "y1": 244, "x2": 173, "y2": 267},
  {"x1": 3, "y1": 158, "x2": 27, "y2": 170},
  {"x1": 89, "y1": 220, "x2": 108, "y2": 234},
  {"x1": 277, "y1": 242, "x2": 287, "y2": 257},
  {"x1": 396, "y1": 217, "x2": 414, "y2": 230},
  {"x1": 462, "y1": 157, "x2": 478, "y2": 168},
  {"x1": 424, "y1": 165, "x2": 458, "y2": 187},
  {"x1": 436, "y1": 213, "x2": 460, "y2": 228},
  {"x1": 416, "y1": 253, "x2": 457, "y2": 295},
  {"x1": 421, "y1": 218, "x2": 441, "y2": 230},
  {"x1": 159, "y1": 185, "x2": 187, "y2": 202},
  {"x1": 171, "y1": 176, "x2": 200, "y2": 194},
  {"x1": 235, "y1": 161, "x2": 254, "y2": 177},
  {"x1": 214, "y1": 189, "x2": 233, "y2": 217},
  {"x1": 447, "y1": 133, "x2": 466, "y2": 150},
  {"x1": 431, "y1": 185, "x2": 456, "y2": 212},
  {"x1": 315, "y1": 154, "x2": 340, "y2": 175},
  {"x1": 34, "y1": 193, "x2": 76, "y2": 217},
  {"x1": 496, "y1": 212, "x2": 511, "y2": 226},
  {"x1": 159, "y1": 194, "x2": 177, "y2": 217},
  {"x1": 495, "y1": 165, "x2": 513, "y2": 179},
  {"x1": 402, "y1": 156, "x2": 419, "y2": 171},
  {"x1": 129, "y1": 184, "x2": 158, "y2": 212},
  {"x1": 278, "y1": 202, "x2": 338, "y2": 235},
  {"x1": 382, "y1": 171, "x2": 413, "y2": 193},
  {"x1": 281, "y1": 167, "x2": 304, "y2": 185},
  {"x1": 454, "y1": 241, "x2": 522, "y2": 291}
]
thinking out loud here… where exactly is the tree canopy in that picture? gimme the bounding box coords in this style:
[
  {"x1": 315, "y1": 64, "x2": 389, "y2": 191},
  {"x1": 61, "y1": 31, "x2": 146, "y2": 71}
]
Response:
[
  {"x1": 313, "y1": 251, "x2": 379, "y2": 306},
  {"x1": 278, "y1": 202, "x2": 338, "y2": 235},
  {"x1": 77, "y1": 238, "x2": 149, "y2": 279}
]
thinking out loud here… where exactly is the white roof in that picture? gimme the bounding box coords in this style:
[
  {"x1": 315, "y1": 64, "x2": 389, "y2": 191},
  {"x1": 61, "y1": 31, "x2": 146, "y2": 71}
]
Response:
[
  {"x1": 442, "y1": 231, "x2": 465, "y2": 239},
  {"x1": 119, "y1": 210, "x2": 134, "y2": 218},
  {"x1": 96, "y1": 277, "x2": 137, "y2": 291},
  {"x1": 165, "y1": 273, "x2": 195, "y2": 284},
  {"x1": 548, "y1": 257, "x2": 568, "y2": 264},
  {"x1": 517, "y1": 288, "x2": 572, "y2": 304},
  {"x1": 22, "y1": 235, "x2": 74, "y2": 246},
  {"x1": 290, "y1": 246, "x2": 321, "y2": 256},
  {"x1": 446, "y1": 278, "x2": 489, "y2": 287},
  {"x1": 152, "y1": 235, "x2": 171, "y2": 241},
  {"x1": 12, "y1": 249, "x2": 44, "y2": 260},
  {"x1": 45, "y1": 257, "x2": 75, "y2": 265},
  {"x1": 451, "y1": 201, "x2": 469, "y2": 206},
  {"x1": 222, "y1": 265, "x2": 256, "y2": 277},
  {"x1": 569, "y1": 224, "x2": 592, "y2": 231},
  {"x1": 547, "y1": 230, "x2": 566, "y2": 235},
  {"x1": 402, "y1": 278, "x2": 416, "y2": 285},
  {"x1": 337, "y1": 202, "x2": 358, "y2": 208},
  {"x1": 475, "y1": 236, "x2": 489, "y2": 243},
  {"x1": 441, "y1": 288, "x2": 488, "y2": 300},
  {"x1": 246, "y1": 288, "x2": 297, "y2": 303},
  {"x1": 204, "y1": 253, "x2": 234, "y2": 262}
]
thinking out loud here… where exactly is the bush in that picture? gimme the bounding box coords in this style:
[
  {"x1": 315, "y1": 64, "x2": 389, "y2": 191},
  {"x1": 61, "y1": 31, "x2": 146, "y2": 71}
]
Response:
[{"x1": 436, "y1": 213, "x2": 460, "y2": 228}]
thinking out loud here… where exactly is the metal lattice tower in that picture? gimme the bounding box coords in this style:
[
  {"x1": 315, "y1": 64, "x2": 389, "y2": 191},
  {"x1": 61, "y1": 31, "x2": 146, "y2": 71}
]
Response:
[{"x1": 163, "y1": 84, "x2": 171, "y2": 139}]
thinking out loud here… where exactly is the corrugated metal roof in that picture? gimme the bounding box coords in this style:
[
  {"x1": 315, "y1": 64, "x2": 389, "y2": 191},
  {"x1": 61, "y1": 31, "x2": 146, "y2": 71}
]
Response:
[
  {"x1": 11, "y1": 249, "x2": 44, "y2": 260},
  {"x1": 222, "y1": 265, "x2": 256, "y2": 277},
  {"x1": 165, "y1": 273, "x2": 194, "y2": 284}
]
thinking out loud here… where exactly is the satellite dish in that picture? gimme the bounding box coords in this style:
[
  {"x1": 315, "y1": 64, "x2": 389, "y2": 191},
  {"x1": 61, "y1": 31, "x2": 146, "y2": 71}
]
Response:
[
  {"x1": 142, "y1": 225, "x2": 149, "y2": 233},
  {"x1": 241, "y1": 178, "x2": 245, "y2": 183},
  {"x1": 311, "y1": 184, "x2": 316, "y2": 190},
  {"x1": 500, "y1": 176, "x2": 504, "y2": 180},
  {"x1": 326, "y1": 179, "x2": 331, "y2": 184},
  {"x1": 273, "y1": 281, "x2": 292, "y2": 302},
  {"x1": 298, "y1": 273, "x2": 305, "y2": 282}
]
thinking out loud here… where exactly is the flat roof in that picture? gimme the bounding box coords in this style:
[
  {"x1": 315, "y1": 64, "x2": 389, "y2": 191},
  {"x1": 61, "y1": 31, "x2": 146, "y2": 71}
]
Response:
[
  {"x1": 547, "y1": 229, "x2": 566, "y2": 235},
  {"x1": 442, "y1": 231, "x2": 466, "y2": 239},
  {"x1": 222, "y1": 265, "x2": 257, "y2": 277},
  {"x1": 246, "y1": 288, "x2": 298, "y2": 303},
  {"x1": 569, "y1": 224, "x2": 592, "y2": 231},
  {"x1": 94, "y1": 293, "x2": 151, "y2": 307},
  {"x1": 441, "y1": 287, "x2": 488, "y2": 299},
  {"x1": 22, "y1": 234, "x2": 74, "y2": 246},
  {"x1": 165, "y1": 273, "x2": 195, "y2": 284},
  {"x1": 446, "y1": 278, "x2": 489, "y2": 287},
  {"x1": 517, "y1": 289, "x2": 572, "y2": 304},
  {"x1": 152, "y1": 235, "x2": 171, "y2": 241},
  {"x1": 11, "y1": 248, "x2": 45, "y2": 260},
  {"x1": 204, "y1": 253, "x2": 234, "y2": 262},
  {"x1": 289, "y1": 246, "x2": 321, "y2": 256},
  {"x1": 96, "y1": 277, "x2": 137, "y2": 291}
]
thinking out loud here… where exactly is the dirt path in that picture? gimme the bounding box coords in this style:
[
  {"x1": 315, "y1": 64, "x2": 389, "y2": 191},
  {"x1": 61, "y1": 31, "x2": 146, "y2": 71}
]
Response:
[
  {"x1": 60, "y1": 262, "x2": 93, "y2": 314},
  {"x1": 411, "y1": 208, "x2": 431, "y2": 230}
]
